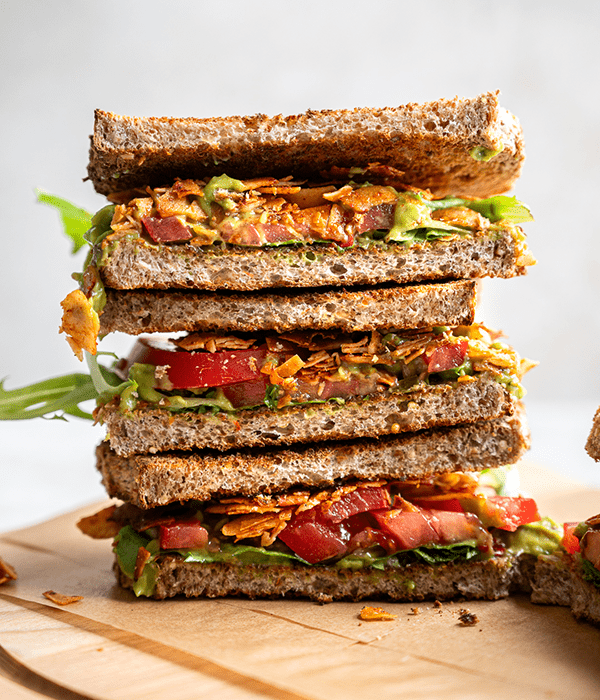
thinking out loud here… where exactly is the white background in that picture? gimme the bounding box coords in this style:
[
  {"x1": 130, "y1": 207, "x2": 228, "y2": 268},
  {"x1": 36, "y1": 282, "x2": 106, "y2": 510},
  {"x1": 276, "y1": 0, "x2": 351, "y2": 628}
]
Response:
[{"x1": 2, "y1": 0, "x2": 600, "y2": 531}]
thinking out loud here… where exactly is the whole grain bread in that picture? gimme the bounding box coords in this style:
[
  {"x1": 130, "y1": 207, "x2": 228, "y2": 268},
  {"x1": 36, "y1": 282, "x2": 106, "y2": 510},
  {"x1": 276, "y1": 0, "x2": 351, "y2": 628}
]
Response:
[
  {"x1": 98, "y1": 229, "x2": 529, "y2": 292},
  {"x1": 99, "y1": 280, "x2": 477, "y2": 335},
  {"x1": 114, "y1": 554, "x2": 529, "y2": 602},
  {"x1": 89, "y1": 92, "x2": 524, "y2": 198},
  {"x1": 530, "y1": 554, "x2": 600, "y2": 626},
  {"x1": 96, "y1": 411, "x2": 530, "y2": 507},
  {"x1": 585, "y1": 407, "x2": 600, "y2": 461},
  {"x1": 97, "y1": 374, "x2": 520, "y2": 457}
]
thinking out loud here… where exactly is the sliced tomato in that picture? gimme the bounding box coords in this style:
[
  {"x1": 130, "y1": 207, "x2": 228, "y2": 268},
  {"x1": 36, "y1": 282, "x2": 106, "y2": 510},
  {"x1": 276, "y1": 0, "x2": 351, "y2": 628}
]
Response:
[
  {"x1": 460, "y1": 495, "x2": 540, "y2": 532},
  {"x1": 562, "y1": 522, "x2": 581, "y2": 555},
  {"x1": 159, "y1": 520, "x2": 209, "y2": 549},
  {"x1": 371, "y1": 507, "x2": 440, "y2": 550},
  {"x1": 277, "y1": 509, "x2": 348, "y2": 564},
  {"x1": 424, "y1": 340, "x2": 468, "y2": 373},
  {"x1": 221, "y1": 377, "x2": 268, "y2": 408},
  {"x1": 142, "y1": 216, "x2": 192, "y2": 242},
  {"x1": 428, "y1": 510, "x2": 491, "y2": 548},
  {"x1": 122, "y1": 338, "x2": 268, "y2": 390},
  {"x1": 411, "y1": 497, "x2": 464, "y2": 513},
  {"x1": 322, "y1": 487, "x2": 391, "y2": 523}
]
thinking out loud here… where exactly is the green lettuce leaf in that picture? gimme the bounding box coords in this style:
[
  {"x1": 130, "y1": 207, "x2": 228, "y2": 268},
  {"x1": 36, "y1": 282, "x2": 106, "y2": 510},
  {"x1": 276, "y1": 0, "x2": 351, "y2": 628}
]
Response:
[
  {"x1": 114, "y1": 526, "x2": 151, "y2": 580},
  {"x1": 581, "y1": 557, "x2": 600, "y2": 589},
  {"x1": 37, "y1": 190, "x2": 92, "y2": 254}
]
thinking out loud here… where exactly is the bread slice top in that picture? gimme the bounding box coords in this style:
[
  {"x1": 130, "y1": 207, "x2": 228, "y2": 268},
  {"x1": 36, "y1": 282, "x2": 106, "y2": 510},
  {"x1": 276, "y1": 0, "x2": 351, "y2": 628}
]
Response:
[
  {"x1": 99, "y1": 279, "x2": 477, "y2": 336},
  {"x1": 88, "y1": 91, "x2": 524, "y2": 198}
]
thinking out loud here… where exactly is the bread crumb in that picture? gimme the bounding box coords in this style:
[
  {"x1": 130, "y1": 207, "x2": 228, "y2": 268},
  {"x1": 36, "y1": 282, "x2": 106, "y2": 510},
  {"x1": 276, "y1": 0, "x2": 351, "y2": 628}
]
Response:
[
  {"x1": 410, "y1": 607, "x2": 421, "y2": 615},
  {"x1": 359, "y1": 606, "x2": 397, "y2": 621},
  {"x1": 43, "y1": 590, "x2": 84, "y2": 606},
  {"x1": 457, "y1": 608, "x2": 478, "y2": 627},
  {"x1": 433, "y1": 600, "x2": 442, "y2": 608}
]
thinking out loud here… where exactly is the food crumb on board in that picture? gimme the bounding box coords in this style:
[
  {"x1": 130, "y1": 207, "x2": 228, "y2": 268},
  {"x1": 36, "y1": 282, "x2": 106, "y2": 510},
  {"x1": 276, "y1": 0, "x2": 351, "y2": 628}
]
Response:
[
  {"x1": 0, "y1": 557, "x2": 17, "y2": 585},
  {"x1": 457, "y1": 608, "x2": 479, "y2": 627},
  {"x1": 42, "y1": 590, "x2": 84, "y2": 606},
  {"x1": 359, "y1": 605, "x2": 398, "y2": 621}
]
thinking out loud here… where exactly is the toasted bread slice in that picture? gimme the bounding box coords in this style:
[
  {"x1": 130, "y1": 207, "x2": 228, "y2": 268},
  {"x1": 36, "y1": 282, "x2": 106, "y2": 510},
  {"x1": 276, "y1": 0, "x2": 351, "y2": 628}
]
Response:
[
  {"x1": 99, "y1": 280, "x2": 477, "y2": 335},
  {"x1": 531, "y1": 555, "x2": 600, "y2": 627},
  {"x1": 97, "y1": 374, "x2": 521, "y2": 458},
  {"x1": 97, "y1": 410, "x2": 530, "y2": 507},
  {"x1": 586, "y1": 407, "x2": 600, "y2": 461},
  {"x1": 89, "y1": 92, "x2": 524, "y2": 198},
  {"x1": 98, "y1": 229, "x2": 528, "y2": 292},
  {"x1": 114, "y1": 555, "x2": 528, "y2": 602}
]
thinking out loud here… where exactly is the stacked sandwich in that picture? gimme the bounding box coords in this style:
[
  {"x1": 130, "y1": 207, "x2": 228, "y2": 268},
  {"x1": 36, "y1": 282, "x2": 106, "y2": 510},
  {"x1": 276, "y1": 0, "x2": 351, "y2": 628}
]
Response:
[{"x1": 73, "y1": 92, "x2": 544, "y2": 601}]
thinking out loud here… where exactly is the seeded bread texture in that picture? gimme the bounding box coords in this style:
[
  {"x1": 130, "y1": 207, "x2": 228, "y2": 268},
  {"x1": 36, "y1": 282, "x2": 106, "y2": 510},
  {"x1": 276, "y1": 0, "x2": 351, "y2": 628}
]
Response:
[
  {"x1": 96, "y1": 411, "x2": 530, "y2": 507},
  {"x1": 585, "y1": 407, "x2": 600, "y2": 461},
  {"x1": 99, "y1": 280, "x2": 477, "y2": 335},
  {"x1": 99, "y1": 231, "x2": 525, "y2": 292},
  {"x1": 89, "y1": 92, "x2": 524, "y2": 198},
  {"x1": 114, "y1": 555, "x2": 529, "y2": 602},
  {"x1": 98, "y1": 375, "x2": 519, "y2": 457},
  {"x1": 530, "y1": 555, "x2": 600, "y2": 626}
]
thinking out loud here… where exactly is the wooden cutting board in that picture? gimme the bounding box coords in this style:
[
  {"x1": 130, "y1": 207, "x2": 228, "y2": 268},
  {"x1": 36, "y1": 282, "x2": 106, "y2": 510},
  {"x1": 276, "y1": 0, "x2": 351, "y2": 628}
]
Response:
[{"x1": 1, "y1": 461, "x2": 599, "y2": 700}]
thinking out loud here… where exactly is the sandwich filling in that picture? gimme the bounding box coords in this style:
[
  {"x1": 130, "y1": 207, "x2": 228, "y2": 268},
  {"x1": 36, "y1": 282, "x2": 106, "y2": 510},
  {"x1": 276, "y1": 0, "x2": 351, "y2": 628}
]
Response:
[
  {"x1": 78, "y1": 469, "x2": 561, "y2": 598},
  {"x1": 98, "y1": 166, "x2": 533, "y2": 252},
  {"x1": 95, "y1": 323, "x2": 535, "y2": 417},
  {"x1": 562, "y1": 515, "x2": 600, "y2": 589}
]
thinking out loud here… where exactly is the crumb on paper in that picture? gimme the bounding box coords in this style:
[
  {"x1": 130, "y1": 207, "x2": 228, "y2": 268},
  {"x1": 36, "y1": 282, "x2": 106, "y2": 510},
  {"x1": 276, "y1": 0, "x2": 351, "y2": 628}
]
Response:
[
  {"x1": 359, "y1": 606, "x2": 397, "y2": 621},
  {"x1": 410, "y1": 607, "x2": 421, "y2": 615},
  {"x1": 43, "y1": 590, "x2": 84, "y2": 606},
  {"x1": 433, "y1": 600, "x2": 442, "y2": 608},
  {"x1": 0, "y1": 557, "x2": 17, "y2": 585},
  {"x1": 457, "y1": 608, "x2": 479, "y2": 627}
]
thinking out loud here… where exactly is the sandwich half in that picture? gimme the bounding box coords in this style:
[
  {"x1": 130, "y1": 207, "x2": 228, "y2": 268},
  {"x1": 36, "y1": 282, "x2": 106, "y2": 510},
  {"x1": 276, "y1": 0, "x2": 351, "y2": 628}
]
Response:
[{"x1": 60, "y1": 92, "x2": 534, "y2": 361}]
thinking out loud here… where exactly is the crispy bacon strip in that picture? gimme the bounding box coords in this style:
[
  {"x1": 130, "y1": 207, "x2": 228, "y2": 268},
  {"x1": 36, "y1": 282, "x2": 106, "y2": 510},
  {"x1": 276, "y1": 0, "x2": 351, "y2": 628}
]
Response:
[
  {"x1": 77, "y1": 505, "x2": 120, "y2": 539},
  {"x1": 0, "y1": 557, "x2": 17, "y2": 585},
  {"x1": 359, "y1": 606, "x2": 398, "y2": 621},
  {"x1": 43, "y1": 590, "x2": 83, "y2": 606}
]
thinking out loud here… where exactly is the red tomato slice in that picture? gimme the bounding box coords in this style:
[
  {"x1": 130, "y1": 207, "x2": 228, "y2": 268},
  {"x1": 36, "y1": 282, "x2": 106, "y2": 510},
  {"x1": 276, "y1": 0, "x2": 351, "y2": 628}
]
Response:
[
  {"x1": 371, "y1": 507, "x2": 440, "y2": 550},
  {"x1": 221, "y1": 377, "x2": 268, "y2": 408},
  {"x1": 122, "y1": 338, "x2": 268, "y2": 390},
  {"x1": 425, "y1": 340, "x2": 468, "y2": 373},
  {"x1": 159, "y1": 520, "x2": 209, "y2": 549},
  {"x1": 411, "y1": 497, "x2": 464, "y2": 513},
  {"x1": 142, "y1": 216, "x2": 192, "y2": 242},
  {"x1": 277, "y1": 509, "x2": 348, "y2": 564},
  {"x1": 428, "y1": 510, "x2": 491, "y2": 548},
  {"x1": 322, "y1": 487, "x2": 391, "y2": 524},
  {"x1": 562, "y1": 522, "x2": 581, "y2": 555},
  {"x1": 460, "y1": 495, "x2": 540, "y2": 532}
]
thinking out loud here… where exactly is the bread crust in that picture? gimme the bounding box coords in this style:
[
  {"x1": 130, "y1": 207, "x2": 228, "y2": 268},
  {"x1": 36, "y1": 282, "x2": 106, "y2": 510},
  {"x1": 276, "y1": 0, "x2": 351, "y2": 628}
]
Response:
[
  {"x1": 530, "y1": 555, "x2": 600, "y2": 626},
  {"x1": 99, "y1": 280, "x2": 476, "y2": 335},
  {"x1": 89, "y1": 92, "x2": 524, "y2": 198},
  {"x1": 114, "y1": 555, "x2": 528, "y2": 602},
  {"x1": 585, "y1": 407, "x2": 600, "y2": 461},
  {"x1": 97, "y1": 374, "x2": 519, "y2": 457},
  {"x1": 96, "y1": 411, "x2": 530, "y2": 507},
  {"x1": 98, "y1": 230, "x2": 526, "y2": 292}
]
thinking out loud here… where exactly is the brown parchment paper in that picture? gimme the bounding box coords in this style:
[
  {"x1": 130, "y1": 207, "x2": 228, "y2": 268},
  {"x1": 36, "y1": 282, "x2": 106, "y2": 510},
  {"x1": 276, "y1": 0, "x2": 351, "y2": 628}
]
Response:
[{"x1": 1, "y1": 460, "x2": 599, "y2": 700}]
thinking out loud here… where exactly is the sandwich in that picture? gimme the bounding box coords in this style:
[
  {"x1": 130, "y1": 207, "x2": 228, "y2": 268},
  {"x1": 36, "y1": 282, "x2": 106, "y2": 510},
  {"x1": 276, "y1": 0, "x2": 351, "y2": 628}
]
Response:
[
  {"x1": 11, "y1": 92, "x2": 547, "y2": 602},
  {"x1": 586, "y1": 409, "x2": 600, "y2": 461},
  {"x1": 60, "y1": 90, "x2": 534, "y2": 360},
  {"x1": 530, "y1": 515, "x2": 600, "y2": 626}
]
